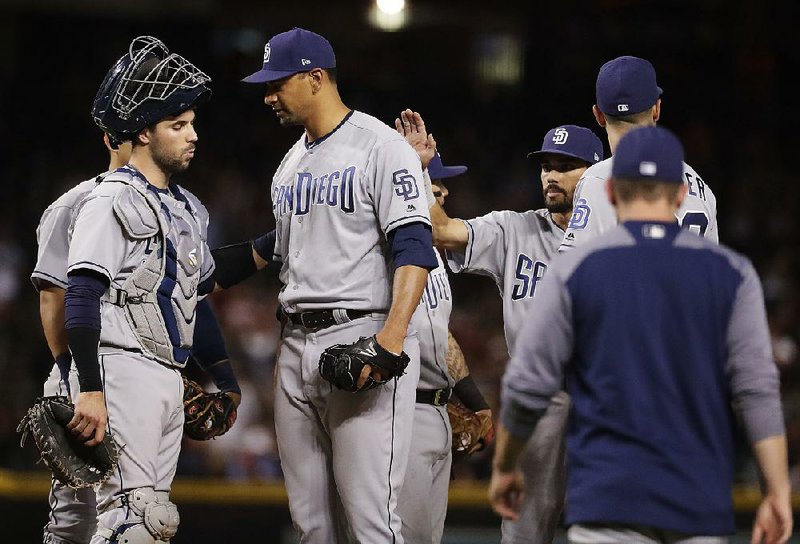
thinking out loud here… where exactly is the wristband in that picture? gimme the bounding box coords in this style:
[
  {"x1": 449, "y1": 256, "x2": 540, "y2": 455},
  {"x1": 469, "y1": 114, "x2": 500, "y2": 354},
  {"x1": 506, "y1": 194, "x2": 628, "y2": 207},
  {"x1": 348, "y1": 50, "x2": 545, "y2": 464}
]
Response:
[{"x1": 453, "y1": 375, "x2": 489, "y2": 411}]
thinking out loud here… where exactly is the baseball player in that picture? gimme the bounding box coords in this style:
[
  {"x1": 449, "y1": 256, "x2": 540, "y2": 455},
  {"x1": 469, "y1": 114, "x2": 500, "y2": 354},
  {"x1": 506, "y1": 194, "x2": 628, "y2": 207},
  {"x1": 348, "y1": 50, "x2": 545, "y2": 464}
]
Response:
[
  {"x1": 491, "y1": 126, "x2": 791, "y2": 543},
  {"x1": 238, "y1": 28, "x2": 437, "y2": 543},
  {"x1": 397, "y1": 110, "x2": 603, "y2": 543},
  {"x1": 397, "y1": 149, "x2": 493, "y2": 544},
  {"x1": 63, "y1": 37, "x2": 230, "y2": 543},
  {"x1": 559, "y1": 55, "x2": 718, "y2": 253},
  {"x1": 32, "y1": 132, "x2": 131, "y2": 544}
]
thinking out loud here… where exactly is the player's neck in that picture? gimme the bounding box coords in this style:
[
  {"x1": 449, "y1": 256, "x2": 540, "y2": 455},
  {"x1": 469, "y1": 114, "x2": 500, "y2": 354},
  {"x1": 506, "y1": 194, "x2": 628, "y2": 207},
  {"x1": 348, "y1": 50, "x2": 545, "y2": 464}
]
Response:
[
  {"x1": 616, "y1": 201, "x2": 677, "y2": 223},
  {"x1": 304, "y1": 97, "x2": 351, "y2": 142},
  {"x1": 551, "y1": 211, "x2": 570, "y2": 231},
  {"x1": 128, "y1": 155, "x2": 169, "y2": 190}
]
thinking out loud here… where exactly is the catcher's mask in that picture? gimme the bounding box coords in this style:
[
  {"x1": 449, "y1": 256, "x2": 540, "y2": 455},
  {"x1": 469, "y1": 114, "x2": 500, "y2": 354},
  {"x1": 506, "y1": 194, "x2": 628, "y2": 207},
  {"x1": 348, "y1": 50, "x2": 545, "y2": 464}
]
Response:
[{"x1": 92, "y1": 36, "x2": 211, "y2": 143}]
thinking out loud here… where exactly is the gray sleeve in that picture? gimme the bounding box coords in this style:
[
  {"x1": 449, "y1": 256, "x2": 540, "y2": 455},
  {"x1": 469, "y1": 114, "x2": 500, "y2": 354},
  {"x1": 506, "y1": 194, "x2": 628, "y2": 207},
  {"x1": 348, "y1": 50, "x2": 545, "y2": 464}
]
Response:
[
  {"x1": 559, "y1": 174, "x2": 616, "y2": 252},
  {"x1": 445, "y1": 211, "x2": 507, "y2": 281},
  {"x1": 500, "y1": 265, "x2": 573, "y2": 439},
  {"x1": 727, "y1": 261, "x2": 785, "y2": 443},
  {"x1": 370, "y1": 138, "x2": 431, "y2": 234},
  {"x1": 31, "y1": 205, "x2": 73, "y2": 290},
  {"x1": 67, "y1": 194, "x2": 127, "y2": 282}
]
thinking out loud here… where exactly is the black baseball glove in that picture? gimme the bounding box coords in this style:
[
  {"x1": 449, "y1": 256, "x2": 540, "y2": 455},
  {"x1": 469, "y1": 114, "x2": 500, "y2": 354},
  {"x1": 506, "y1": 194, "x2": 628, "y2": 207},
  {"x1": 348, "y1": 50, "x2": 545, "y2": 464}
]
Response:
[
  {"x1": 182, "y1": 376, "x2": 238, "y2": 441},
  {"x1": 17, "y1": 396, "x2": 119, "y2": 489},
  {"x1": 319, "y1": 335, "x2": 410, "y2": 392}
]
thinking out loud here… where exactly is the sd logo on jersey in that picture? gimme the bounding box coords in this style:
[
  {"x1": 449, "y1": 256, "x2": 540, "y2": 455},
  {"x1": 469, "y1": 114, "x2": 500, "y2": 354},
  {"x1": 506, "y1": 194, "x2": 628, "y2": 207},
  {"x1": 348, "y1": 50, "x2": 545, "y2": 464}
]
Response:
[
  {"x1": 392, "y1": 169, "x2": 419, "y2": 201},
  {"x1": 568, "y1": 198, "x2": 591, "y2": 230}
]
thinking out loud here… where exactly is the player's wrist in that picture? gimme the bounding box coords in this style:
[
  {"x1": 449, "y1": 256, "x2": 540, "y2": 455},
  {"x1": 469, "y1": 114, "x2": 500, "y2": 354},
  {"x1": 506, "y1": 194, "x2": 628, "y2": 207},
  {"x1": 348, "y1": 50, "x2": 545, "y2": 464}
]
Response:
[{"x1": 375, "y1": 330, "x2": 404, "y2": 355}]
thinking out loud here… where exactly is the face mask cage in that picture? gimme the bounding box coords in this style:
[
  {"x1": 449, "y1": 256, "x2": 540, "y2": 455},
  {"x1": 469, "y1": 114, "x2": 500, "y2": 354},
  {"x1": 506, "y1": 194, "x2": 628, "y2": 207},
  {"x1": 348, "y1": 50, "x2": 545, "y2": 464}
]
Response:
[{"x1": 112, "y1": 36, "x2": 211, "y2": 121}]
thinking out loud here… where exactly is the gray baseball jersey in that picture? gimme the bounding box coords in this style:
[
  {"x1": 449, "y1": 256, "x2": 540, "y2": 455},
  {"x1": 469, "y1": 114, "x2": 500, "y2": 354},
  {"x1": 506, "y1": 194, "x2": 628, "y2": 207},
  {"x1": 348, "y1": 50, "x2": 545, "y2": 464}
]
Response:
[
  {"x1": 68, "y1": 166, "x2": 214, "y2": 363},
  {"x1": 446, "y1": 208, "x2": 569, "y2": 543},
  {"x1": 400, "y1": 250, "x2": 454, "y2": 542},
  {"x1": 271, "y1": 110, "x2": 430, "y2": 544},
  {"x1": 446, "y1": 209, "x2": 563, "y2": 353},
  {"x1": 33, "y1": 174, "x2": 106, "y2": 544},
  {"x1": 32, "y1": 175, "x2": 106, "y2": 291},
  {"x1": 559, "y1": 158, "x2": 718, "y2": 252},
  {"x1": 271, "y1": 110, "x2": 431, "y2": 312},
  {"x1": 410, "y1": 250, "x2": 454, "y2": 390}
]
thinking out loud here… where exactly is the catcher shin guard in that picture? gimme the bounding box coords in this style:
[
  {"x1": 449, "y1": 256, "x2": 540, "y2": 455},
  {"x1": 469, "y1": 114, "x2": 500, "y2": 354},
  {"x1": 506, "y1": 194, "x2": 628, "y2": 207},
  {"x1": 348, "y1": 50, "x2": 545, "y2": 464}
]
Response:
[{"x1": 98, "y1": 488, "x2": 179, "y2": 543}]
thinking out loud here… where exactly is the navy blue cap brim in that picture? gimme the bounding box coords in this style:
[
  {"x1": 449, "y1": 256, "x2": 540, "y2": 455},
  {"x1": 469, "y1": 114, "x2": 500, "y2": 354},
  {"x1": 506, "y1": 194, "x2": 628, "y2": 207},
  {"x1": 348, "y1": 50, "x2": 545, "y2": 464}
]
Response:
[
  {"x1": 428, "y1": 165, "x2": 468, "y2": 179},
  {"x1": 241, "y1": 68, "x2": 303, "y2": 84},
  {"x1": 527, "y1": 150, "x2": 593, "y2": 163}
]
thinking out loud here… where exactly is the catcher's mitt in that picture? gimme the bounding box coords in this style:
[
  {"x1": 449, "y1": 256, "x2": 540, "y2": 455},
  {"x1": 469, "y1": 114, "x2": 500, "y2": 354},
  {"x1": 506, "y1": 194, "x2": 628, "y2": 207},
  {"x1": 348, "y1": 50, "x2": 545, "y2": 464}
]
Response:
[
  {"x1": 319, "y1": 335, "x2": 410, "y2": 392},
  {"x1": 182, "y1": 376, "x2": 238, "y2": 441},
  {"x1": 447, "y1": 402, "x2": 494, "y2": 455},
  {"x1": 17, "y1": 396, "x2": 119, "y2": 489}
]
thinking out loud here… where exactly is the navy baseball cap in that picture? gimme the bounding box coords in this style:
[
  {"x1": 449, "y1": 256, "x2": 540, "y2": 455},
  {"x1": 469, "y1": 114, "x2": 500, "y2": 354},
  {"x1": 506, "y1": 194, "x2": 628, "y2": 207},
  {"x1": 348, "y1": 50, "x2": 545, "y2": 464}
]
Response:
[
  {"x1": 596, "y1": 56, "x2": 663, "y2": 115},
  {"x1": 528, "y1": 125, "x2": 603, "y2": 164},
  {"x1": 612, "y1": 126, "x2": 684, "y2": 183},
  {"x1": 428, "y1": 152, "x2": 468, "y2": 180},
  {"x1": 242, "y1": 27, "x2": 336, "y2": 84}
]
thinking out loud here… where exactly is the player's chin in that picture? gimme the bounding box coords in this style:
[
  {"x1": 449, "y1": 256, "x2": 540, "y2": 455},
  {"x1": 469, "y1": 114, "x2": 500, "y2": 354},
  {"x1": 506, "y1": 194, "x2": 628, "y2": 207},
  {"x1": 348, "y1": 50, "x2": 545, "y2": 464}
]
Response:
[{"x1": 546, "y1": 199, "x2": 571, "y2": 214}]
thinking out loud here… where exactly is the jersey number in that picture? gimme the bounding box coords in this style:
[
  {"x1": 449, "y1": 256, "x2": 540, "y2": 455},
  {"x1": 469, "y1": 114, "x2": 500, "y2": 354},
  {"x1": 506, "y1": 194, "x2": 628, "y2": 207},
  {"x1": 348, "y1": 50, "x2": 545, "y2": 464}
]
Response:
[
  {"x1": 511, "y1": 254, "x2": 547, "y2": 301},
  {"x1": 680, "y1": 211, "x2": 709, "y2": 236}
]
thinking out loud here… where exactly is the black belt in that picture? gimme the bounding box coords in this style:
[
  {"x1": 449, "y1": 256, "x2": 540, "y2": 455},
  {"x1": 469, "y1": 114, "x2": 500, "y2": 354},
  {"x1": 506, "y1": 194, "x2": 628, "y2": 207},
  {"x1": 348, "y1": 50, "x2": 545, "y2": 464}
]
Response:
[
  {"x1": 416, "y1": 387, "x2": 452, "y2": 407},
  {"x1": 282, "y1": 308, "x2": 373, "y2": 332}
]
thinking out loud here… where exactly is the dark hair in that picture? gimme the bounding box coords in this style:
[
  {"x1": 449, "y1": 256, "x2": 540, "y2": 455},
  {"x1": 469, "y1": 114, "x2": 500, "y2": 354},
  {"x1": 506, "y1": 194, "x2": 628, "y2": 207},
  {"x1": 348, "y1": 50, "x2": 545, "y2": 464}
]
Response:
[
  {"x1": 611, "y1": 178, "x2": 681, "y2": 203},
  {"x1": 324, "y1": 67, "x2": 337, "y2": 83},
  {"x1": 604, "y1": 109, "x2": 653, "y2": 126}
]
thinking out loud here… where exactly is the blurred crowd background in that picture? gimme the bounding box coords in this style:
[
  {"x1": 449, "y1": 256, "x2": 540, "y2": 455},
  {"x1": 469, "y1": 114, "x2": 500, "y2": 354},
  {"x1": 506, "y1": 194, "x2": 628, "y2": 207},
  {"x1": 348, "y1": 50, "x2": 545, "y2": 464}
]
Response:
[{"x1": 0, "y1": 0, "x2": 798, "y2": 492}]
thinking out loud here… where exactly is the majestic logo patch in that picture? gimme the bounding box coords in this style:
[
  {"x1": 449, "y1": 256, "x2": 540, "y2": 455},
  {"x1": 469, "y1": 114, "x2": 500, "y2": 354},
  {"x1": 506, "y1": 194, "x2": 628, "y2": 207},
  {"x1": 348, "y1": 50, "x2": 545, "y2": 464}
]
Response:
[
  {"x1": 552, "y1": 127, "x2": 569, "y2": 145},
  {"x1": 264, "y1": 43, "x2": 271, "y2": 63}
]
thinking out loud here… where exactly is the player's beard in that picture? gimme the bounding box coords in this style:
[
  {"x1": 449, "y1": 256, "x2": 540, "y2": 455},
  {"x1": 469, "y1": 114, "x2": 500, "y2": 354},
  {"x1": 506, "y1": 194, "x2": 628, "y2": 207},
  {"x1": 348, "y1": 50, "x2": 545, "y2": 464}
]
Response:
[
  {"x1": 151, "y1": 139, "x2": 193, "y2": 175},
  {"x1": 543, "y1": 185, "x2": 572, "y2": 214}
]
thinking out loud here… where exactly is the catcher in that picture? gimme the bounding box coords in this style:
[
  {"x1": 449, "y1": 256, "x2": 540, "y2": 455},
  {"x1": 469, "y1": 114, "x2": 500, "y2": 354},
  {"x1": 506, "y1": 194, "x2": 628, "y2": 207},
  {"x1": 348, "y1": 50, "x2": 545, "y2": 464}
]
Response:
[
  {"x1": 23, "y1": 41, "x2": 241, "y2": 544},
  {"x1": 23, "y1": 37, "x2": 240, "y2": 544}
]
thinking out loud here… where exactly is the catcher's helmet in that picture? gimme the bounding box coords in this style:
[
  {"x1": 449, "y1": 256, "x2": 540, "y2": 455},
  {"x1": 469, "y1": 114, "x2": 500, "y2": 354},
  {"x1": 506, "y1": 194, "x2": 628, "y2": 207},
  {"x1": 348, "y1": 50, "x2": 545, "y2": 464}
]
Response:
[{"x1": 92, "y1": 36, "x2": 211, "y2": 143}]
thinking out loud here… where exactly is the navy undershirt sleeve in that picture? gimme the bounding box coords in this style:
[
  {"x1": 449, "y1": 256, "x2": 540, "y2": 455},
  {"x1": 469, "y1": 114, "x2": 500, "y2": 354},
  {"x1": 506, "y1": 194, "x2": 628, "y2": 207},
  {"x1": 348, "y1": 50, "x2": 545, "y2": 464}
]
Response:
[
  {"x1": 191, "y1": 298, "x2": 241, "y2": 394},
  {"x1": 388, "y1": 222, "x2": 438, "y2": 270},
  {"x1": 65, "y1": 271, "x2": 109, "y2": 392}
]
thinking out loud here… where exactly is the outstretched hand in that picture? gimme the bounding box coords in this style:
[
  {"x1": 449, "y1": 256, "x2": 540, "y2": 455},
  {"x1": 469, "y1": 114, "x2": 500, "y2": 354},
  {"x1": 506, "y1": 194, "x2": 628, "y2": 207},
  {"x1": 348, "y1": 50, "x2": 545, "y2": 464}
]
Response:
[{"x1": 395, "y1": 108, "x2": 436, "y2": 169}]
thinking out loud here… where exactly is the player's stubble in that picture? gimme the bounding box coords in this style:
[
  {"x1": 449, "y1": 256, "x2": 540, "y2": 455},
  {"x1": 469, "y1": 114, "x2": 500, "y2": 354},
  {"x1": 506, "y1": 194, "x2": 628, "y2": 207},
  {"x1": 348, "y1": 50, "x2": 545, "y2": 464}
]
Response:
[{"x1": 150, "y1": 135, "x2": 195, "y2": 175}]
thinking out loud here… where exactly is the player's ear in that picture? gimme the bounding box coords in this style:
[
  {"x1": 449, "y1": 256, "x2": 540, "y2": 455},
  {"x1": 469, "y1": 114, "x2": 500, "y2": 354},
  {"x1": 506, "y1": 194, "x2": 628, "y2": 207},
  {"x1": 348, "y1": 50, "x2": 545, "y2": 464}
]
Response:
[
  {"x1": 309, "y1": 68, "x2": 324, "y2": 94},
  {"x1": 605, "y1": 178, "x2": 616, "y2": 206},
  {"x1": 674, "y1": 183, "x2": 688, "y2": 208},
  {"x1": 652, "y1": 99, "x2": 661, "y2": 123},
  {"x1": 136, "y1": 128, "x2": 151, "y2": 146},
  {"x1": 592, "y1": 105, "x2": 606, "y2": 128}
]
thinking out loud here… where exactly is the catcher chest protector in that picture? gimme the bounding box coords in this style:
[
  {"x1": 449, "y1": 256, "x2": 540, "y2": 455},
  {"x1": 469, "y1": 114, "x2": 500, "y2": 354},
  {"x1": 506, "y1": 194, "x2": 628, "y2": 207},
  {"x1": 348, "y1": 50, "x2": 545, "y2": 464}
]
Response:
[{"x1": 103, "y1": 170, "x2": 206, "y2": 367}]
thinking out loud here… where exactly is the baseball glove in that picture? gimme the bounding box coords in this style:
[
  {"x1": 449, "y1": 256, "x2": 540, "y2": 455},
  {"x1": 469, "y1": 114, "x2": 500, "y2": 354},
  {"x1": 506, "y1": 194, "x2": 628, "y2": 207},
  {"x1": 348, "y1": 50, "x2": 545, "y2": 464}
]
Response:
[
  {"x1": 319, "y1": 335, "x2": 410, "y2": 392},
  {"x1": 447, "y1": 401, "x2": 494, "y2": 455},
  {"x1": 17, "y1": 396, "x2": 119, "y2": 489},
  {"x1": 182, "y1": 375, "x2": 238, "y2": 441}
]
